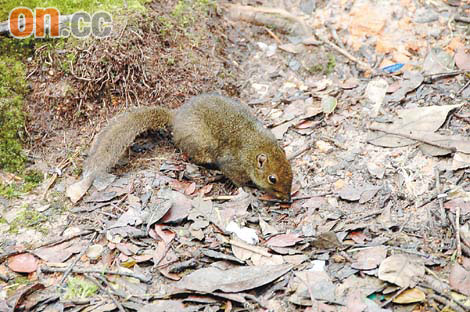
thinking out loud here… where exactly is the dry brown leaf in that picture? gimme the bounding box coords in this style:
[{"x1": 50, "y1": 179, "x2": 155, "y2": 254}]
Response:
[
  {"x1": 174, "y1": 264, "x2": 292, "y2": 293},
  {"x1": 8, "y1": 253, "x2": 38, "y2": 273},
  {"x1": 352, "y1": 246, "x2": 387, "y2": 270},
  {"x1": 378, "y1": 254, "x2": 424, "y2": 288},
  {"x1": 450, "y1": 263, "x2": 470, "y2": 295},
  {"x1": 455, "y1": 47, "x2": 470, "y2": 71},
  {"x1": 266, "y1": 233, "x2": 302, "y2": 248},
  {"x1": 392, "y1": 288, "x2": 426, "y2": 304}
]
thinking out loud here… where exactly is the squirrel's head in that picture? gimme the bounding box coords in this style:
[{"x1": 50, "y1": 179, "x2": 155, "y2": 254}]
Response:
[{"x1": 251, "y1": 147, "x2": 293, "y2": 202}]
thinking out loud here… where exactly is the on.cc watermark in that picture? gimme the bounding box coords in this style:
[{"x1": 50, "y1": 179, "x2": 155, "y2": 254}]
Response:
[{"x1": 8, "y1": 7, "x2": 112, "y2": 38}]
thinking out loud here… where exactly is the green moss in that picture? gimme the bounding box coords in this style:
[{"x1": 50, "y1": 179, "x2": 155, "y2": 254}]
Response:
[
  {"x1": 64, "y1": 277, "x2": 99, "y2": 299},
  {"x1": 0, "y1": 56, "x2": 27, "y2": 172},
  {"x1": 0, "y1": 0, "x2": 151, "y2": 21},
  {"x1": 8, "y1": 207, "x2": 45, "y2": 233},
  {"x1": 0, "y1": 170, "x2": 43, "y2": 198},
  {"x1": 307, "y1": 54, "x2": 336, "y2": 75},
  {"x1": 308, "y1": 64, "x2": 324, "y2": 74},
  {"x1": 0, "y1": 183, "x2": 22, "y2": 199},
  {"x1": 6, "y1": 276, "x2": 31, "y2": 294},
  {"x1": 8, "y1": 206, "x2": 48, "y2": 234},
  {"x1": 171, "y1": 0, "x2": 216, "y2": 29},
  {"x1": 326, "y1": 53, "x2": 336, "y2": 75}
]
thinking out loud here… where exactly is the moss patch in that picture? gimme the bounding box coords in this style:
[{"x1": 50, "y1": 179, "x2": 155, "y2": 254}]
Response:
[
  {"x1": 0, "y1": 56, "x2": 27, "y2": 172},
  {"x1": 64, "y1": 277, "x2": 99, "y2": 299},
  {"x1": 0, "y1": 0, "x2": 150, "y2": 21},
  {"x1": 0, "y1": 170, "x2": 43, "y2": 198},
  {"x1": 8, "y1": 206, "x2": 48, "y2": 234}
]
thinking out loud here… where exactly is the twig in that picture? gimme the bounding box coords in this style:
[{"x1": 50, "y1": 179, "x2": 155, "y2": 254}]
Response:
[
  {"x1": 346, "y1": 210, "x2": 383, "y2": 223},
  {"x1": 0, "y1": 273, "x2": 9, "y2": 282},
  {"x1": 420, "y1": 278, "x2": 468, "y2": 311},
  {"x1": 36, "y1": 229, "x2": 96, "y2": 249},
  {"x1": 85, "y1": 274, "x2": 126, "y2": 312},
  {"x1": 290, "y1": 193, "x2": 333, "y2": 201},
  {"x1": 430, "y1": 294, "x2": 465, "y2": 312},
  {"x1": 369, "y1": 123, "x2": 470, "y2": 153},
  {"x1": 455, "y1": 15, "x2": 470, "y2": 23},
  {"x1": 457, "y1": 79, "x2": 470, "y2": 95},
  {"x1": 224, "y1": 4, "x2": 311, "y2": 35},
  {"x1": 59, "y1": 232, "x2": 98, "y2": 287},
  {"x1": 153, "y1": 236, "x2": 175, "y2": 268},
  {"x1": 229, "y1": 239, "x2": 272, "y2": 257},
  {"x1": 243, "y1": 294, "x2": 268, "y2": 309},
  {"x1": 41, "y1": 265, "x2": 151, "y2": 283},
  {"x1": 263, "y1": 26, "x2": 281, "y2": 44},
  {"x1": 456, "y1": 206, "x2": 462, "y2": 259},
  {"x1": 380, "y1": 287, "x2": 407, "y2": 308},
  {"x1": 434, "y1": 168, "x2": 448, "y2": 227},
  {"x1": 203, "y1": 195, "x2": 238, "y2": 201},
  {"x1": 287, "y1": 142, "x2": 312, "y2": 160},
  {"x1": 313, "y1": 31, "x2": 372, "y2": 71},
  {"x1": 94, "y1": 275, "x2": 146, "y2": 305}
]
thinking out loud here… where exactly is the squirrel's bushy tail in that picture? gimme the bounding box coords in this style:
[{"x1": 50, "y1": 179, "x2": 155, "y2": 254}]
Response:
[{"x1": 66, "y1": 106, "x2": 172, "y2": 203}]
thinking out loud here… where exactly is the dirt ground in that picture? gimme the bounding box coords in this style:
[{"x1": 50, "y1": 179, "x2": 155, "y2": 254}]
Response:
[{"x1": 2, "y1": 0, "x2": 470, "y2": 311}]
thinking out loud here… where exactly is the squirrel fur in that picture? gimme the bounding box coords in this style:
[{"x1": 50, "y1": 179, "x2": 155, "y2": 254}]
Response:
[{"x1": 66, "y1": 94, "x2": 293, "y2": 202}]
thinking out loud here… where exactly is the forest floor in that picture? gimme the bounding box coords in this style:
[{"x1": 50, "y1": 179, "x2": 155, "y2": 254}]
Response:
[{"x1": 2, "y1": 0, "x2": 470, "y2": 311}]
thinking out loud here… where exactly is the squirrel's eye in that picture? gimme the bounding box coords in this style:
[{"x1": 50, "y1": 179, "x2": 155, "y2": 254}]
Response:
[{"x1": 268, "y1": 175, "x2": 277, "y2": 184}]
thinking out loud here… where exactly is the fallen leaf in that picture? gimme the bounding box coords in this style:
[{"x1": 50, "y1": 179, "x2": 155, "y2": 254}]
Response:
[
  {"x1": 266, "y1": 233, "x2": 302, "y2": 247},
  {"x1": 159, "y1": 189, "x2": 191, "y2": 223},
  {"x1": 455, "y1": 47, "x2": 470, "y2": 71},
  {"x1": 321, "y1": 95, "x2": 337, "y2": 115},
  {"x1": 378, "y1": 254, "x2": 424, "y2": 288},
  {"x1": 365, "y1": 78, "x2": 388, "y2": 116},
  {"x1": 226, "y1": 221, "x2": 259, "y2": 245},
  {"x1": 8, "y1": 253, "x2": 38, "y2": 273},
  {"x1": 109, "y1": 208, "x2": 142, "y2": 228},
  {"x1": 290, "y1": 270, "x2": 336, "y2": 305},
  {"x1": 453, "y1": 152, "x2": 470, "y2": 170},
  {"x1": 259, "y1": 218, "x2": 279, "y2": 236},
  {"x1": 349, "y1": 231, "x2": 368, "y2": 244},
  {"x1": 9, "y1": 283, "x2": 45, "y2": 311},
  {"x1": 340, "y1": 77, "x2": 359, "y2": 89},
  {"x1": 352, "y1": 246, "x2": 387, "y2": 270},
  {"x1": 200, "y1": 248, "x2": 245, "y2": 264},
  {"x1": 388, "y1": 71, "x2": 424, "y2": 102},
  {"x1": 139, "y1": 300, "x2": 190, "y2": 312},
  {"x1": 279, "y1": 43, "x2": 304, "y2": 54},
  {"x1": 450, "y1": 263, "x2": 470, "y2": 295},
  {"x1": 35, "y1": 240, "x2": 84, "y2": 263},
  {"x1": 338, "y1": 185, "x2": 362, "y2": 201},
  {"x1": 423, "y1": 47, "x2": 454, "y2": 75},
  {"x1": 175, "y1": 264, "x2": 292, "y2": 293},
  {"x1": 392, "y1": 288, "x2": 426, "y2": 303}
]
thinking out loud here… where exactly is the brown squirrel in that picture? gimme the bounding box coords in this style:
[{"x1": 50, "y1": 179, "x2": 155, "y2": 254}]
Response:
[{"x1": 66, "y1": 94, "x2": 293, "y2": 203}]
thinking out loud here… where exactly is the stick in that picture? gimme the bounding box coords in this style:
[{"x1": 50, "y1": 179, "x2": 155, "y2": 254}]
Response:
[
  {"x1": 59, "y1": 232, "x2": 98, "y2": 286},
  {"x1": 369, "y1": 123, "x2": 470, "y2": 153},
  {"x1": 457, "y1": 79, "x2": 470, "y2": 95},
  {"x1": 41, "y1": 265, "x2": 151, "y2": 283},
  {"x1": 456, "y1": 206, "x2": 462, "y2": 259},
  {"x1": 85, "y1": 274, "x2": 126, "y2": 312},
  {"x1": 434, "y1": 168, "x2": 448, "y2": 227},
  {"x1": 224, "y1": 4, "x2": 311, "y2": 35},
  {"x1": 313, "y1": 31, "x2": 372, "y2": 71},
  {"x1": 229, "y1": 239, "x2": 271, "y2": 257}
]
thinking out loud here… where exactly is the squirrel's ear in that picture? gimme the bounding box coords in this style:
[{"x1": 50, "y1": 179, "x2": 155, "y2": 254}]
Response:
[{"x1": 257, "y1": 153, "x2": 267, "y2": 169}]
